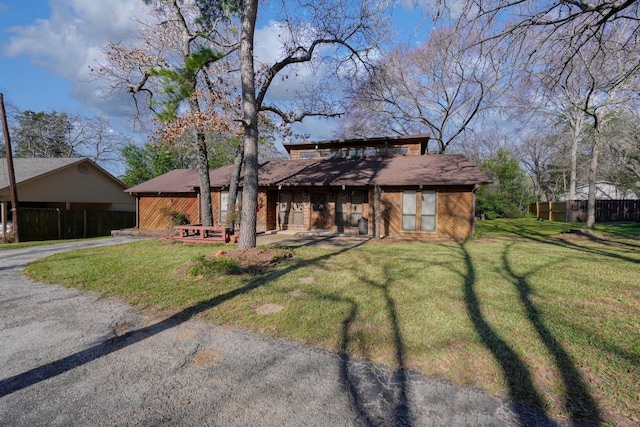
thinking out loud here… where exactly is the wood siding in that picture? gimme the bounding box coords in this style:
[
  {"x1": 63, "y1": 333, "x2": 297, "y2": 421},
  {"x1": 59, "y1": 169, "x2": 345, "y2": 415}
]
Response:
[
  {"x1": 138, "y1": 187, "x2": 476, "y2": 238},
  {"x1": 380, "y1": 188, "x2": 474, "y2": 239},
  {"x1": 257, "y1": 192, "x2": 268, "y2": 233},
  {"x1": 139, "y1": 194, "x2": 198, "y2": 230}
]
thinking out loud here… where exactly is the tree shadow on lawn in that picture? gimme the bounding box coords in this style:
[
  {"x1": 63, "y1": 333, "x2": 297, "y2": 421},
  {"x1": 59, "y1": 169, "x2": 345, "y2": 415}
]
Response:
[
  {"x1": 492, "y1": 222, "x2": 640, "y2": 264},
  {"x1": 456, "y1": 242, "x2": 602, "y2": 426},
  {"x1": 334, "y1": 260, "x2": 413, "y2": 426},
  {"x1": 500, "y1": 243, "x2": 602, "y2": 424}
]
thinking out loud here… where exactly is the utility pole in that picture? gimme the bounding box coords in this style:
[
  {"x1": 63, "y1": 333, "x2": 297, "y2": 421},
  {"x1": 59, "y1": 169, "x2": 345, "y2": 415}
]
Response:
[{"x1": 0, "y1": 93, "x2": 19, "y2": 242}]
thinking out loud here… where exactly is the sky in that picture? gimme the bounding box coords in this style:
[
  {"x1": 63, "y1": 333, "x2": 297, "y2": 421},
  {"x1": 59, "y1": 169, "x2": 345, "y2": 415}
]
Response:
[{"x1": 0, "y1": 0, "x2": 431, "y2": 156}]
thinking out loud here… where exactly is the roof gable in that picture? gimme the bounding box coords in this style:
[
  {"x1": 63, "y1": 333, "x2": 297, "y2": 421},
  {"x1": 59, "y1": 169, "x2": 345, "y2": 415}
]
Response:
[{"x1": 0, "y1": 158, "x2": 126, "y2": 191}]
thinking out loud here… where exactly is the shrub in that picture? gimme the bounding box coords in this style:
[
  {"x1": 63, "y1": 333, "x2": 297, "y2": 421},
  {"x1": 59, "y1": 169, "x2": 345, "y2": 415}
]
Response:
[
  {"x1": 188, "y1": 255, "x2": 241, "y2": 276},
  {"x1": 159, "y1": 206, "x2": 190, "y2": 226}
]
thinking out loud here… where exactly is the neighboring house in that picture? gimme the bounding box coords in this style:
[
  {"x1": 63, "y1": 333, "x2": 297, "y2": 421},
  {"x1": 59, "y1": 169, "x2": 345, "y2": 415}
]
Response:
[
  {"x1": 126, "y1": 135, "x2": 491, "y2": 239},
  {"x1": 1, "y1": 158, "x2": 135, "y2": 236},
  {"x1": 559, "y1": 181, "x2": 640, "y2": 201}
]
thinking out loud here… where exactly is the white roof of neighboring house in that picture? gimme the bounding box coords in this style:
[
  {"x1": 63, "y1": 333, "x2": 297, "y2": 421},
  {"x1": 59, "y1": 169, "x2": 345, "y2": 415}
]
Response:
[{"x1": 560, "y1": 181, "x2": 640, "y2": 201}]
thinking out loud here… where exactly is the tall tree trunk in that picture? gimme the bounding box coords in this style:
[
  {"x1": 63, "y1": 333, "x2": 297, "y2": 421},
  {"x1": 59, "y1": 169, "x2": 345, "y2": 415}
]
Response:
[
  {"x1": 238, "y1": 0, "x2": 260, "y2": 249},
  {"x1": 195, "y1": 129, "x2": 213, "y2": 226},
  {"x1": 227, "y1": 143, "x2": 244, "y2": 233},
  {"x1": 187, "y1": 94, "x2": 213, "y2": 226},
  {"x1": 568, "y1": 114, "x2": 584, "y2": 201},
  {"x1": 586, "y1": 124, "x2": 601, "y2": 229}
]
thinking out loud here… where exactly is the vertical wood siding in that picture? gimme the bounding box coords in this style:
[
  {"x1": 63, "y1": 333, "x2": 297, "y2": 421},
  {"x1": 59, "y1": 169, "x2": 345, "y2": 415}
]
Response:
[{"x1": 139, "y1": 194, "x2": 198, "y2": 230}]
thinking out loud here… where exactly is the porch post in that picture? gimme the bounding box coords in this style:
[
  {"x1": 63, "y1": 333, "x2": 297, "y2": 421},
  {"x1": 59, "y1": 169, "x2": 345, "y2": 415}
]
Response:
[
  {"x1": 135, "y1": 196, "x2": 140, "y2": 228},
  {"x1": 1, "y1": 201, "x2": 6, "y2": 238},
  {"x1": 374, "y1": 184, "x2": 381, "y2": 240}
]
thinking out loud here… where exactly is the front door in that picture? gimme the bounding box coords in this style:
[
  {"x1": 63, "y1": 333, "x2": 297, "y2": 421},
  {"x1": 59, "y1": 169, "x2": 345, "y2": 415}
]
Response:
[
  {"x1": 310, "y1": 192, "x2": 329, "y2": 229},
  {"x1": 292, "y1": 191, "x2": 304, "y2": 226},
  {"x1": 336, "y1": 191, "x2": 348, "y2": 229},
  {"x1": 278, "y1": 193, "x2": 290, "y2": 229}
]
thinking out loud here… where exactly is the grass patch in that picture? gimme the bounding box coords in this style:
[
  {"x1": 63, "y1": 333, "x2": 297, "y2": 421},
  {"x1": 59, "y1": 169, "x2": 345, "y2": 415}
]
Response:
[{"x1": 25, "y1": 223, "x2": 640, "y2": 425}]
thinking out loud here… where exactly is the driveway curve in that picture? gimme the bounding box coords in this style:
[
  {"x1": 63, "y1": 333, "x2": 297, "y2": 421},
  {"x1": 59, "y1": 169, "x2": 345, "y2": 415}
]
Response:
[{"x1": 0, "y1": 237, "x2": 553, "y2": 426}]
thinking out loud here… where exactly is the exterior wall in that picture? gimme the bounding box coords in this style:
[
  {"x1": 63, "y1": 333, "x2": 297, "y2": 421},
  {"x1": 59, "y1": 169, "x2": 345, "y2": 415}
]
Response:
[
  {"x1": 380, "y1": 187, "x2": 474, "y2": 239},
  {"x1": 137, "y1": 186, "x2": 476, "y2": 238},
  {"x1": 289, "y1": 142, "x2": 422, "y2": 160},
  {"x1": 257, "y1": 192, "x2": 268, "y2": 233},
  {"x1": 139, "y1": 193, "x2": 199, "y2": 230},
  {"x1": 266, "y1": 190, "x2": 277, "y2": 231},
  {"x1": 2, "y1": 161, "x2": 135, "y2": 211}
]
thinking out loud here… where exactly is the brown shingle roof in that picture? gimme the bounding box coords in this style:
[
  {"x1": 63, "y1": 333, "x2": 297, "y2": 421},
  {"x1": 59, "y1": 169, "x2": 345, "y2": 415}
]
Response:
[
  {"x1": 125, "y1": 169, "x2": 200, "y2": 193},
  {"x1": 126, "y1": 154, "x2": 490, "y2": 193}
]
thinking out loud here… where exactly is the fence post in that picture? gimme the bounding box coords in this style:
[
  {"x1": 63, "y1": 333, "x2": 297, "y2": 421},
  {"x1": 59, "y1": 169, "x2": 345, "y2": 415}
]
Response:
[
  {"x1": 83, "y1": 210, "x2": 87, "y2": 238},
  {"x1": 56, "y1": 208, "x2": 61, "y2": 240}
]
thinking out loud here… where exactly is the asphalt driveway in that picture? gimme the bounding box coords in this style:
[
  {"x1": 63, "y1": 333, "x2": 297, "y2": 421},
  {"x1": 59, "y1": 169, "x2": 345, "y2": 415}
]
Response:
[{"x1": 0, "y1": 237, "x2": 554, "y2": 426}]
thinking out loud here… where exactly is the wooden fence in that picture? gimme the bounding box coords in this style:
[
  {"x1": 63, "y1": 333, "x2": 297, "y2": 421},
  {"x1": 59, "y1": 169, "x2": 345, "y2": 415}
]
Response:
[
  {"x1": 17, "y1": 208, "x2": 135, "y2": 241},
  {"x1": 529, "y1": 200, "x2": 640, "y2": 222}
]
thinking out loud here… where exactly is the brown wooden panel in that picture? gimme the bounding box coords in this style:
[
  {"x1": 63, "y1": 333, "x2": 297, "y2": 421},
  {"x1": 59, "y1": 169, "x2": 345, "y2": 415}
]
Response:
[
  {"x1": 381, "y1": 191, "x2": 403, "y2": 237},
  {"x1": 139, "y1": 194, "x2": 198, "y2": 230},
  {"x1": 266, "y1": 190, "x2": 277, "y2": 231},
  {"x1": 437, "y1": 191, "x2": 473, "y2": 238},
  {"x1": 257, "y1": 192, "x2": 267, "y2": 233}
]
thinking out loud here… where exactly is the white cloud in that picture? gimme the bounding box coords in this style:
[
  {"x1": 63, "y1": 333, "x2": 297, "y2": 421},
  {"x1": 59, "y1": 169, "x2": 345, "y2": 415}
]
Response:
[{"x1": 3, "y1": 0, "x2": 151, "y2": 122}]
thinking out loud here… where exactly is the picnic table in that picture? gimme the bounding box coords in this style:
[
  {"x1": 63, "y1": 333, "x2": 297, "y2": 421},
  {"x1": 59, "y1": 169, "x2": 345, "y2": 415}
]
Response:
[{"x1": 173, "y1": 224, "x2": 230, "y2": 244}]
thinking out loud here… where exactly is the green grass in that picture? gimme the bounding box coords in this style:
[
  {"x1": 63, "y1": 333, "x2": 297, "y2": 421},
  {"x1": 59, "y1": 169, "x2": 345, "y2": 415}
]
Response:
[{"x1": 25, "y1": 221, "x2": 640, "y2": 425}]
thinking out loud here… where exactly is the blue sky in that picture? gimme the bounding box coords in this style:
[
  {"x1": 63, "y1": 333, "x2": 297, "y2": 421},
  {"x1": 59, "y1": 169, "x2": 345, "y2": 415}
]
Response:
[{"x1": 0, "y1": 0, "x2": 431, "y2": 145}]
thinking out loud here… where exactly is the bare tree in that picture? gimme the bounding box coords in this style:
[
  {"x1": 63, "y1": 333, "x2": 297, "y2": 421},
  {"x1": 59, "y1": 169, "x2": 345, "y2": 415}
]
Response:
[
  {"x1": 440, "y1": 0, "x2": 640, "y2": 227},
  {"x1": 232, "y1": 0, "x2": 390, "y2": 248},
  {"x1": 93, "y1": 0, "x2": 239, "y2": 226},
  {"x1": 339, "y1": 25, "x2": 512, "y2": 153},
  {"x1": 10, "y1": 109, "x2": 132, "y2": 170},
  {"x1": 601, "y1": 108, "x2": 640, "y2": 189}
]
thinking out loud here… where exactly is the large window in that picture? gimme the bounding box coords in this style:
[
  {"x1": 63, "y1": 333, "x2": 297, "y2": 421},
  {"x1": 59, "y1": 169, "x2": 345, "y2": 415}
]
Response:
[
  {"x1": 421, "y1": 191, "x2": 436, "y2": 231},
  {"x1": 220, "y1": 191, "x2": 241, "y2": 225},
  {"x1": 402, "y1": 190, "x2": 417, "y2": 230},
  {"x1": 402, "y1": 190, "x2": 436, "y2": 231}
]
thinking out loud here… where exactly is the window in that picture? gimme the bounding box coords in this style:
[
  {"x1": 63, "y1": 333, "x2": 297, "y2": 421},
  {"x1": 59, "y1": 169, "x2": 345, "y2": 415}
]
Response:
[
  {"x1": 320, "y1": 150, "x2": 339, "y2": 158},
  {"x1": 311, "y1": 193, "x2": 327, "y2": 211},
  {"x1": 421, "y1": 191, "x2": 436, "y2": 231},
  {"x1": 220, "y1": 191, "x2": 241, "y2": 225},
  {"x1": 300, "y1": 152, "x2": 318, "y2": 158},
  {"x1": 336, "y1": 191, "x2": 348, "y2": 226},
  {"x1": 387, "y1": 147, "x2": 408, "y2": 156},
  {"x1": 402, "y1": 190, "x2": 436, "y2": 231},
  {"x1": 402, "y1": 190, "x2": 417, "y2": 230}
]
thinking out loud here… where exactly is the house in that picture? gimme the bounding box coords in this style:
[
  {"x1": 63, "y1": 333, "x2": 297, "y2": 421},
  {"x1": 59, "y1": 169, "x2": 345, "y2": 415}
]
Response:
[
  {"x1": 126, "y1": 135, "x2": 491, "y2": 239},
  {"x1": 1, "y1": 158, "x2": 135, "y2": 237},
  {"x1": 559, "y1": 181, "x2": 639, "y2": 201}
]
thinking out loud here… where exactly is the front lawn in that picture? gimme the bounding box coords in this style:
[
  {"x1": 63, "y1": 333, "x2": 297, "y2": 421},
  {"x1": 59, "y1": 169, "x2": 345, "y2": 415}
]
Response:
[{"x1": 25, "y1": 219, "x2": 640, "y2": 425}]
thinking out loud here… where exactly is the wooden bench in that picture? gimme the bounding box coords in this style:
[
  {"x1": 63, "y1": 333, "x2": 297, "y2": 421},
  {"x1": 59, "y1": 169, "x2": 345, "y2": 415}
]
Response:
[{"x1": 173, "y1": 225, "x2": 230, "y2": 244}]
